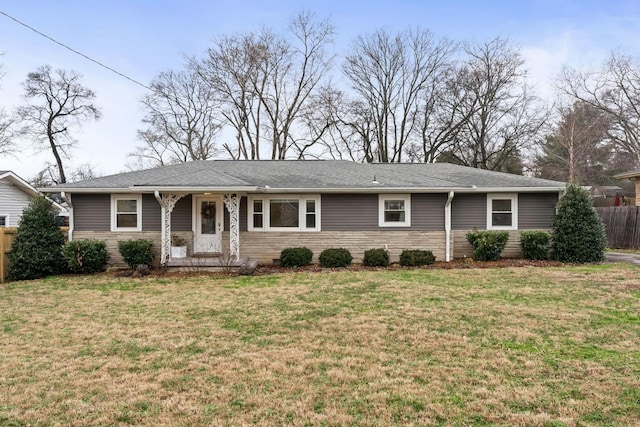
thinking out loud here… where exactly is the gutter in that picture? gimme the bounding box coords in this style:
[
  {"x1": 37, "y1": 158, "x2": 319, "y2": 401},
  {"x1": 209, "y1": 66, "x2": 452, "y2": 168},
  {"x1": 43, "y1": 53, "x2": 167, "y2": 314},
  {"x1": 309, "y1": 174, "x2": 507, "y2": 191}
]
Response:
[
  {"x1": 445, "y1": 191, "x2": 454, "y2": 262},
  {"x1": 61, "y1": 192, "x2": 73, "y2": 241},
  {"x1": 39, "y1": 185, "x2": 565, "y2": 194}
]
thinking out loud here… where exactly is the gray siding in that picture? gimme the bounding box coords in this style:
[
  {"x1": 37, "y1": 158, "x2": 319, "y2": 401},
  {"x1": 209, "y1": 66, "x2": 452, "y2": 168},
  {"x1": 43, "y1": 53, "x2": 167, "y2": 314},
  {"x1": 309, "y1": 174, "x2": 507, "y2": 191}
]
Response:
[
  {"x1": 171, "y1": 195, "x2": 192, "y2": 231},
  {"x1": 518, "y1": 192, "x2": 558, "y2": 229},
  {"x1": 73, "y1": 194, "x2": 110, "y2": 231},
  {"x1": 321, "y1": 194, "x2": 378, "y2": 231},
  {"x1": 452, "y1": 194, "x2": 486, "y2": 230},
  {"x1": 142, "y1": 194, "x2": 161, "y2": 231},
  {"x1": 411, "y1": 193, "x2": 446, "y2": 230},
  {"x1": 74, "y1": 193, "x2": 161, "y2": 232}
]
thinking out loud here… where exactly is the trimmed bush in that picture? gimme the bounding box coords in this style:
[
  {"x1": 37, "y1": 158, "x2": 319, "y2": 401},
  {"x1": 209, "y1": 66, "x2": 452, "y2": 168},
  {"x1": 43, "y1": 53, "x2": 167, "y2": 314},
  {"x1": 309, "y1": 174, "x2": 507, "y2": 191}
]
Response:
[
  {"x1": 363, "y1": 248, "x2": 390, "y2": 267},
  {"x1": 520, "y1": 231, "x2": 550, "y2": 260},
  {"x1": 552, "y1": 184, "x2": 606, "y2": 263},
  {"x1": 319, "y1": 248, "x2": 353, "y2": 268},
  {"x1": 399, "y1": 249, "x2": 436, "y2": 267},
  {"x1": 8, "y1": 196, "x2": 66, "y2": 281},
  {"x1": 63, "y1": 240, "x2": 109, "y2": 273},
  {"x1": 118, "y1": 239, "x2": 155, "y2": 270},
  {"x1": 466, "y1": 229, "x2": 509, "y2": 261},
  {"x1": 279, "y1": 247, "x2": 313, "y2": 268}
]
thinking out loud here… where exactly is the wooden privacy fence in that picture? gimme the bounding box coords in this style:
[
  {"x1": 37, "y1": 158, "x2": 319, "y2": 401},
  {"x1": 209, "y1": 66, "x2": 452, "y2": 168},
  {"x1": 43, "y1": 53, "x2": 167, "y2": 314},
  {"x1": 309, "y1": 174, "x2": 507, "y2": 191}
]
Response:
[
  {"x1": 596, "y1": 207, "x2": 640, "y2": 249},
  {"x1": 1, "y1": 227, "x2": 68, "y2": 283},
  {"x1": 0, "y1": 227, "x2": 16, "y2": 283}
]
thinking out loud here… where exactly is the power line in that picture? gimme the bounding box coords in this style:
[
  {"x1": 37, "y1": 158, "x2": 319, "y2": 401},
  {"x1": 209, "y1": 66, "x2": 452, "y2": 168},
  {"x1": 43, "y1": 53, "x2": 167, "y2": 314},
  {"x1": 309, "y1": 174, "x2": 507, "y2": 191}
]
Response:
[{"x1": 0, "y1": 10, "x2": 152, "y2": 91}]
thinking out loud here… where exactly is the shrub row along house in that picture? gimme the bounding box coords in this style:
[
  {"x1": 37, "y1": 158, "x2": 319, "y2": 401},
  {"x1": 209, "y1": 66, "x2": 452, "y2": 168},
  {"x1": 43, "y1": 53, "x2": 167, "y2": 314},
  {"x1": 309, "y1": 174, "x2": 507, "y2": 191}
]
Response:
[{"x1": 42, "y1": 160, "x2": 565, "y2": 267}]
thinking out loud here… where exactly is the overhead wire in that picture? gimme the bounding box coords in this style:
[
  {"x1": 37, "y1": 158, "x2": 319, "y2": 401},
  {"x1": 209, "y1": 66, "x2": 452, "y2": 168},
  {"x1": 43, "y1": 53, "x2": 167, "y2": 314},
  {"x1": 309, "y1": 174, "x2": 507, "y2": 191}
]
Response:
[{"x1": 0, "y1": 9, "x2": 153, "y2": 92}]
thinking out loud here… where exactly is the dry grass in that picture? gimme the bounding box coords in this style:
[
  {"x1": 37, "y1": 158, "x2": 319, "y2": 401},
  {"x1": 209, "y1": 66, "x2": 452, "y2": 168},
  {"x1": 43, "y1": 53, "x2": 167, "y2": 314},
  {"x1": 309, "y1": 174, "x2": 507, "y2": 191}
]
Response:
[{"x1": 1, "y1": 264, "x2": 639, "y2": 426}]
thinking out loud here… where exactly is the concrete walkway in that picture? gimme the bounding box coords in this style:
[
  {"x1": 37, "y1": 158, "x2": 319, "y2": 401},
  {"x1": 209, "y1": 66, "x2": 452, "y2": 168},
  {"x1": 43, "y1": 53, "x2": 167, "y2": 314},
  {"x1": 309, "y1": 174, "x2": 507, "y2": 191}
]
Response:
[{"x1": 605, "y1": 251, "x2": 640, "y2": 266}]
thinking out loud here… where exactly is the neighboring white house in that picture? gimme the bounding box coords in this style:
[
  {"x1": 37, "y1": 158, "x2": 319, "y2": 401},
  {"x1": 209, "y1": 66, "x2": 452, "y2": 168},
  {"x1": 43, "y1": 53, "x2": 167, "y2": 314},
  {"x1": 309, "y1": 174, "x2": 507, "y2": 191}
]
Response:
[{"x1": 0, "y1": 170, "x2": 66, "y2": 227}]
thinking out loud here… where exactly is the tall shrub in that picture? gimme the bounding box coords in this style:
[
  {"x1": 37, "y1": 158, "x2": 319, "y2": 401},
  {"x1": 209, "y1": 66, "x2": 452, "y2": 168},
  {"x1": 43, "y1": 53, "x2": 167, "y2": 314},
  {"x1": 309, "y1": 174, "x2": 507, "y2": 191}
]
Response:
[
  {"x1": 8, "y1": 196, "x2": 66, "y2": 280},
  {"x1": 552, "y1": 184, "x2": 606, "y2": 263}
]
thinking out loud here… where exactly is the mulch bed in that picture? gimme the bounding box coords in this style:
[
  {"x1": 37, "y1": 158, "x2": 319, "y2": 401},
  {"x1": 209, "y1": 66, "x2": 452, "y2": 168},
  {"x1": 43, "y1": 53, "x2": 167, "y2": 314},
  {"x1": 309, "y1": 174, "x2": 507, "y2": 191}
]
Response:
[
  {"x1": 101, "y1": 258, "x2": 566, "y2": 279},
  {"x1": 254, "y1": 258, "x2": 565, "y2": 275}
]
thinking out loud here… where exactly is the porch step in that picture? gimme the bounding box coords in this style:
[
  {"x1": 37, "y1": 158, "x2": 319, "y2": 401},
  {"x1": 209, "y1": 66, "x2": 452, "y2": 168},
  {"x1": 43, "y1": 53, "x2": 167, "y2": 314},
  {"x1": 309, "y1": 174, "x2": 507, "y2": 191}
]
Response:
[{"x1": 166, "y1": 255, "x2": 253, "y2": 268}]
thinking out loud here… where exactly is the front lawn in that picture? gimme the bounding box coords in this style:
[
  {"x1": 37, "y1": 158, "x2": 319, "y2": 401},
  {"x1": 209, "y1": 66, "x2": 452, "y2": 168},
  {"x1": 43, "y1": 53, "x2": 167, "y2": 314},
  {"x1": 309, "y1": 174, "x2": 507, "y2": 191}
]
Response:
[{"x1": 1, "y1": 264, "x2": 639, "y2": 426}]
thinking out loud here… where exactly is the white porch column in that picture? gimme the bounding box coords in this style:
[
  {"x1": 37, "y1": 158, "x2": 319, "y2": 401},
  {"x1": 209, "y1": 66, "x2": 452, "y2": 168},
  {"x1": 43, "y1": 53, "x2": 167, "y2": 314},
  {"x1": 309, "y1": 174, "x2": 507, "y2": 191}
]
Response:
[
  {"x1": 154, "y1": 192, "x2": 185, "y2": 265},
  {"x1": 223, "y1": 193, "x2": 240, "y2": 260}
]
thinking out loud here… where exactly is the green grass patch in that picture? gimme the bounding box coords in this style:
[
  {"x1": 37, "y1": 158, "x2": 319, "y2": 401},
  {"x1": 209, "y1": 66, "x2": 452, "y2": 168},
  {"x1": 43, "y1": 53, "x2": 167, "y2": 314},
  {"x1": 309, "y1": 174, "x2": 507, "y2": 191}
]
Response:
[{"x1": 0, "y1": 265, "x2": 639, "y2": 425}]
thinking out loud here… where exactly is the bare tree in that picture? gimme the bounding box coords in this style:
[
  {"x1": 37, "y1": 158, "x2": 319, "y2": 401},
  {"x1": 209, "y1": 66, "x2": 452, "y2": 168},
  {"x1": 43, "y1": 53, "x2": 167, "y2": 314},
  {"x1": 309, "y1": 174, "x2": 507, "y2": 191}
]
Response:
[
  {"x1": 408, "y1": 63, "x2": 475, "y2": 162},
  {"x1": 0, "y1": 58, "x2": 16, "y2": 156},
  {"x1": 129, "y1": 63, "x2": 222, "y2": 167},
  {"x1": 535, "y1": 101, "x2": 612, "y2": 184},
  {"x1": 17, "y1": 65, "x2": 100, "y2": 184},
  {"x1": 441, "y1": 38, "x2": 547, "y2": 172},
  {"x1": 342, "y1": 28, "x2": 456, "y2": 162},
  {"x1": 558, "y1": 52, "x2": 640, "y2": 167},
  {"x1": 539, "y1": 101, "x2": 635, "y2": 185},
  {"x1": 199, "y1": 11, "x2": 334, "y2": 159}
]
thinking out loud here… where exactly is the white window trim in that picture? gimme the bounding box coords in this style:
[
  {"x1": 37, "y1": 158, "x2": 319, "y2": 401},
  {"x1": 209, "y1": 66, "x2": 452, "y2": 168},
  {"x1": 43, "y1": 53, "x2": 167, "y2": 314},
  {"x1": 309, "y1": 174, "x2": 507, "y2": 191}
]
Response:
[
  {"x1": 487, "y1": 193, "x2": 518, "y2": 230},
  {"x1": 378, "y1": 194, "x2": 411, "y2": 227},
  {"x1": 0, "y1": 213, "x2": 8, "y2": 227},
  {"x1": 111, "y1": 194, "x2": 143, "y2": 232},
  {"x1": 248, "y1": 195, "x2": 321, "y2": 232}
]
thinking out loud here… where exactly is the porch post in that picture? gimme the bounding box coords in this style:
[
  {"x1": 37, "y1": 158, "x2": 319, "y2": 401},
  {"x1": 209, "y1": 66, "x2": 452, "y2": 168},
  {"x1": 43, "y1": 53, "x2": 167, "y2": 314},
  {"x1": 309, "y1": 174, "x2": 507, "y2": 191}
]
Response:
[
  {"x1": 223, "y1": 193, "x2": 240, "y2": 260},
  {"x1": 154, "y1": 192, "x2": 185, "y2": 265}
]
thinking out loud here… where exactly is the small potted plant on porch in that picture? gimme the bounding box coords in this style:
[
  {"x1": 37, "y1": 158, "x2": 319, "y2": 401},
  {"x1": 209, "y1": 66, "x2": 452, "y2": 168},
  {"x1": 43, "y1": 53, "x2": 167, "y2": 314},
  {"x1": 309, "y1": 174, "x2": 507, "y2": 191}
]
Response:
[{"x1": 170, "y1": 234, "x2": 188, "y2": 258}]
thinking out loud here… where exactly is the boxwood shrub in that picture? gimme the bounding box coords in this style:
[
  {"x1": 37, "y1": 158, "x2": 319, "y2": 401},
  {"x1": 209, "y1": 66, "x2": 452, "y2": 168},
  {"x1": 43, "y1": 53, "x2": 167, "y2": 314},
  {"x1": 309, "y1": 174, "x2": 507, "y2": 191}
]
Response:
[
  {"x1": 520, "y1": 231, "x2": 550, "y2": 260},
  {"x1": 319, "y1": 248, "x2": 353, "y2": 268},
  {"x1": 363, "y1": 248, "x2": 390, "y2": 267},
  {"x1": 466, "y1": 229, "x2": 509, "y2": 261},
  {"x1": 63, "y1": 240, "x2": 109, "y2": 273},
  {"x1": 118, "y1": 239, "x2": 155, "y2": 270},
  {"x1": 279, "y1": 247, "x2": 313, "y2": 268},
  {"x1": 399, "y1": 249, "x2": 436, "y2": 267}
]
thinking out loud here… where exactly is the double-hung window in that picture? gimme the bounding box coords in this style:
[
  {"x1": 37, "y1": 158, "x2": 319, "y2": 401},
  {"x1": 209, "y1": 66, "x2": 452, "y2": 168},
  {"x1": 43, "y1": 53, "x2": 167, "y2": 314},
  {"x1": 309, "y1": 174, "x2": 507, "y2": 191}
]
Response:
[
  {"x1": 487, "y1": 193, "x2": 518, "y2": 230},
  {"x1": 111, "y1": 194, "x2": 142, "y2": 231},
  {"x1": 249, "y1": 196, "x2": 320, "y2": 231},
  {"x1": 379, "y1": 194, "x2": 411, "y2": 227},
  {"x1": 0, "y1": 215, "x2": 6, "y2": 227}
]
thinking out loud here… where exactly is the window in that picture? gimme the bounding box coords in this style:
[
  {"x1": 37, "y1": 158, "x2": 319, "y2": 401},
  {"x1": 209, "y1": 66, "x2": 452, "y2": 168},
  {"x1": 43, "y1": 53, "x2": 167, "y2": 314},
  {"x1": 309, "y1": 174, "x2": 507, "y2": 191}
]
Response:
[
  {"x1": 270, "y1": 199, "x2": 299, "y2": 228},
  {"x1": 0, "y1": 215, "x2": 6, "y2": 227},
  {"x1": 249, "y1": 196, "x2": 320, "y2": 231},
  {"x1": 487, "y1": 193, "x2": 518, "y2": 230},
  {"x1": 306, "y1": 200, "x2": 316, "y2": 229},
  {"x1": 111, "y1": 194, "x2": 142, "y2": 231},
  {"x1": 379, "y1": 194, "x2": 411, "y2": 227},
  {"x1": 252, "y1": 199, "x2": 263, "y2": 229}
]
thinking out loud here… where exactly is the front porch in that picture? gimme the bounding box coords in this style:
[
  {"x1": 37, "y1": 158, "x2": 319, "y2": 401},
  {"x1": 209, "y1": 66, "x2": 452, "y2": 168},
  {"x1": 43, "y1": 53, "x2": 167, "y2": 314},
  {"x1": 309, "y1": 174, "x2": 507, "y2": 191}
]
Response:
[{"x1": 154, "y1": 191, "x2": 242, "y2": 267}]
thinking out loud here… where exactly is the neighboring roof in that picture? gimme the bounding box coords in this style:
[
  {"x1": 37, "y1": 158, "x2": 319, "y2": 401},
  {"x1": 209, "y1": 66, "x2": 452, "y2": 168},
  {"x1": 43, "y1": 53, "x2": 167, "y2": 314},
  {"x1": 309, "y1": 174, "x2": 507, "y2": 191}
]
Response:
[
  {"x1": 0, "y1": 171, "x2": 66, "y2": 212},
  {"x1": 614, "y1": 169, "x2": 640, "y2": 179},
  {"x1": 41, "y1": 160, "x2": 566, "y2": 193}
]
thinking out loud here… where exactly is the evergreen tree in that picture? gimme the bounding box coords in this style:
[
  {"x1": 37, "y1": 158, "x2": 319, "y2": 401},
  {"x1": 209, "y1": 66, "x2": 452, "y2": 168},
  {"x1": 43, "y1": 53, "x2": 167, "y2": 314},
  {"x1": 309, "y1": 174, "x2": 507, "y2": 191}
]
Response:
[
  {"x1": 8, "y1": 196, "x2": 66, "y2": 280},
  {"x1": 552, "y1": 184, "x2": 607, "y2": 263}
]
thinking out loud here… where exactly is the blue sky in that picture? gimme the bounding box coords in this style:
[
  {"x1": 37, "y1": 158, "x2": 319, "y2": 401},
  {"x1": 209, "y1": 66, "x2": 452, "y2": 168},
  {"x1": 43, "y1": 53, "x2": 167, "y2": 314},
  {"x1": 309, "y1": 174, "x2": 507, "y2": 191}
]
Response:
[{"x1": 1, "y1": 0, "x2": 640, "y2": 178}]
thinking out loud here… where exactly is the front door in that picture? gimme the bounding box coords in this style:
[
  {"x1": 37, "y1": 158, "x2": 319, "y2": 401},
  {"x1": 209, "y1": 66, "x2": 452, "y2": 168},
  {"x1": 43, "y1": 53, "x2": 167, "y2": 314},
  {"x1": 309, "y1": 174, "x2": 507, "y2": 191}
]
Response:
[{"x1": 194, "y1": 196, "x2": 222, "y2": 253}]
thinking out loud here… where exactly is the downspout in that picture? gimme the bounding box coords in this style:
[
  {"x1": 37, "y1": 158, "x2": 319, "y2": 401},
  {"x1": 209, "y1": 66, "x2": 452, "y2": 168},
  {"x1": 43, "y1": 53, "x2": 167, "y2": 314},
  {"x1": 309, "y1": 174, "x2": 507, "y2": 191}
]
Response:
[
  {"x1": 445, "y1": 191, "x2": 455, "y2": 262},
  {"x1": 61, "y1": 192, "x2": 73, "y2": 241}
]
